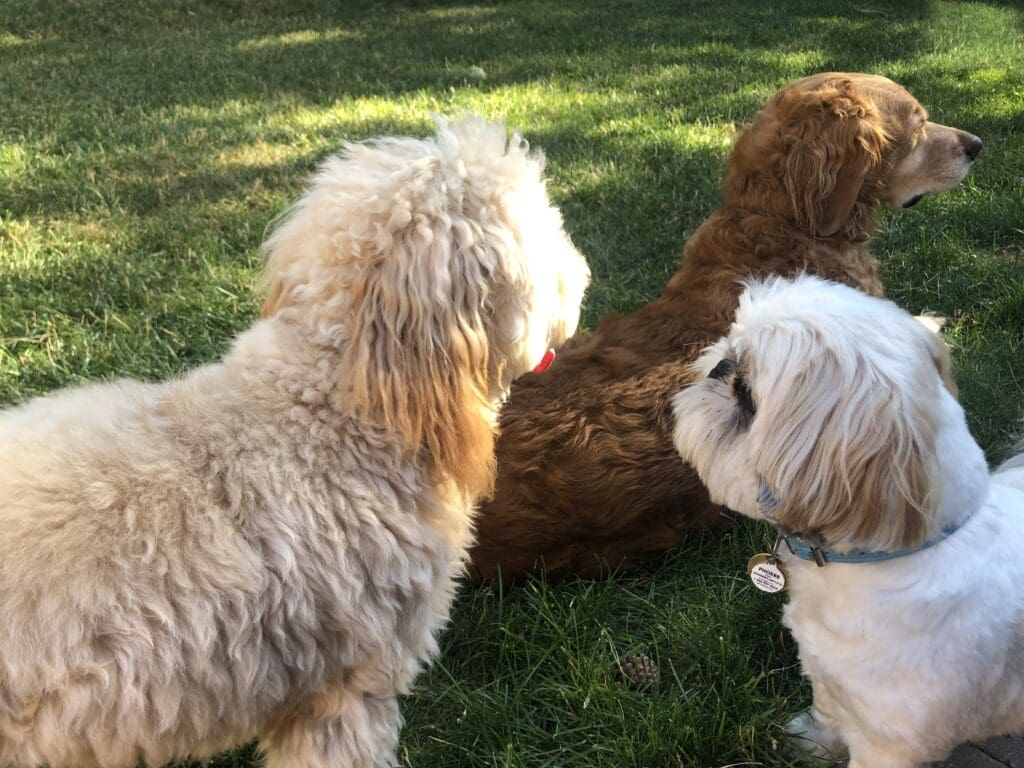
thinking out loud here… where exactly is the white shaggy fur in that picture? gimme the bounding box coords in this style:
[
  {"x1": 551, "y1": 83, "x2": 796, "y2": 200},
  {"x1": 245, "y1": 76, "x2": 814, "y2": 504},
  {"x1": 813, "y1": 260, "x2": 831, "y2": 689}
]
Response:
[
  {"x1": 0, "y1": 117, "x2": 590, "y2": 767},
  {"x1": 672, "y1": 275, "x2": 1024, "y2": 768}
]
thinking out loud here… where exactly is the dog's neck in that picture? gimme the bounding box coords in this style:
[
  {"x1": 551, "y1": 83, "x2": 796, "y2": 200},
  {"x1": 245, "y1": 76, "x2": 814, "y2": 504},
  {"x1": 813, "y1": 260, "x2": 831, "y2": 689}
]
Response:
[{"x1": 723, "y1": 191, "x2": 876, "y2": 244}]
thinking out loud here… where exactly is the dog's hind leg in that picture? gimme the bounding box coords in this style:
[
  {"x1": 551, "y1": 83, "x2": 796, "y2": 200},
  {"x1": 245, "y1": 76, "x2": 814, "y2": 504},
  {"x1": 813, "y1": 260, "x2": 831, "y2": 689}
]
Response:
[{"x1": 260, "y1": 685, "x2": 401, "y2": 768}]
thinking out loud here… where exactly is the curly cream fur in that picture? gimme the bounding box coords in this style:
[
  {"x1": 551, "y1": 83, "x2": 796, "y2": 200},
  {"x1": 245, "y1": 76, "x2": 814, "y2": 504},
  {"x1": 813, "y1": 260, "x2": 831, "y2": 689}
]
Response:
[{"x1": 0, "y1": 117, "x2": 589, "y2": 767}]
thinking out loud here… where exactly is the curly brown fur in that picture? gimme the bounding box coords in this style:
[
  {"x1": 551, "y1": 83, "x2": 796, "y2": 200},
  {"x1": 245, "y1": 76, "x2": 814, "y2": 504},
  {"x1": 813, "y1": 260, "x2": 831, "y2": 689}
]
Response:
[{"x1": 470, "y1": 72, "x2": 982, "y2": 582}]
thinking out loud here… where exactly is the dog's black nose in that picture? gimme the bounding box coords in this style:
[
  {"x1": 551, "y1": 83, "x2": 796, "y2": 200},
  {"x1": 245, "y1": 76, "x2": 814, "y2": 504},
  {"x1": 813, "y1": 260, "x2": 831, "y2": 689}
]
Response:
[
  {"x1": 962, "y1": 133, "x2": 983, "y2": 161},
  {"x1": 708, "y1": 358, "x2": 734, "y2": 380}
]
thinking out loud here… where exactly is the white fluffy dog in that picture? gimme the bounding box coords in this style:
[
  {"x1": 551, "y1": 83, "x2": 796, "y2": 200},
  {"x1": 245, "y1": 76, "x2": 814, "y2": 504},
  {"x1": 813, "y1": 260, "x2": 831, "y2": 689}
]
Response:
[
  {"x1": 672, "y1": 275, "x2": 1024, "y2": 768},
  {"x1": 0, "y1": 117, "x2": 590, "y2": 767}
]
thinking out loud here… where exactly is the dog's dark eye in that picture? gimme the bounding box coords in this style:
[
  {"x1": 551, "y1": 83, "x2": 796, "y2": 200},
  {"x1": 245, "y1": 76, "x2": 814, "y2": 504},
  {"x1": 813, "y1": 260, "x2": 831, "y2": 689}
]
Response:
[{"x1": 733, "y1": 373, "x2": 756, "y2": 416}]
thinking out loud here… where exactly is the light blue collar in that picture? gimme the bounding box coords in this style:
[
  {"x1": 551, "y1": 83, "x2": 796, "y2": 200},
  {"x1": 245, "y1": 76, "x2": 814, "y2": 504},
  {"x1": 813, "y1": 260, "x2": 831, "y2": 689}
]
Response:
[
  {"x1": 778, "y1": 518, "x2": 971, "y2": 567},
  {"x1": 756, "y1": 479, "x2": 973, "y2": 566}
]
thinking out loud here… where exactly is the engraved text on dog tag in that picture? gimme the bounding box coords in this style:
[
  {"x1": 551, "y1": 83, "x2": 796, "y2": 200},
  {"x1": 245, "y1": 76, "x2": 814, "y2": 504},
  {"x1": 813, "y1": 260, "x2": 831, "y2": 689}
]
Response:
[{"x1": 746, "y1": 553, "x2": 788, "y2": 593}]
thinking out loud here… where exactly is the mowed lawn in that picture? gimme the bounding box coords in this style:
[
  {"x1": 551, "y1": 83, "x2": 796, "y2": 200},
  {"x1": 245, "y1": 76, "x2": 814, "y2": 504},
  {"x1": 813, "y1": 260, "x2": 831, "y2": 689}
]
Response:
[{"x1": 2, "y1": 1, "x2": 1023, "y2": 766}]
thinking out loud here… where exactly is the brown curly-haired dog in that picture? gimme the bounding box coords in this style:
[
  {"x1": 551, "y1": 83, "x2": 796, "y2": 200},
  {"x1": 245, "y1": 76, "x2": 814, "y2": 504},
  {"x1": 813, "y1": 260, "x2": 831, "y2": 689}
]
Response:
[{"x1": 470, "y1": 72, "x2": 983, "y2": 582}]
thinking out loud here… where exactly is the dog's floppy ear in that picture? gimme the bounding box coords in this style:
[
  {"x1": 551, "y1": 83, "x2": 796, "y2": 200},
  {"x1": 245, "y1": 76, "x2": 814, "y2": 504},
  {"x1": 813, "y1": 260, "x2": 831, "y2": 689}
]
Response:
[
  {"x1": 754, "y1": 335, "x2": 940, "y2": 551},
  {"x1": 339, "y1": 171, "x2": 499, "y2": 499},
  {"x1": 259, "y1": 142, "x2": 501, "y2": 499},
  {"x1": 779, "y1": 78, "x2": 888, "y2": 238}
]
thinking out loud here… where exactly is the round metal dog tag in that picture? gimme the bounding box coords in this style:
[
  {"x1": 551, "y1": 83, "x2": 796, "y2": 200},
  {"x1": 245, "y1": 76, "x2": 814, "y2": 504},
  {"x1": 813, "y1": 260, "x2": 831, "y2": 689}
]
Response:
[{"x1": 746, "y1": 553, "x2": 787, "y2": 593}]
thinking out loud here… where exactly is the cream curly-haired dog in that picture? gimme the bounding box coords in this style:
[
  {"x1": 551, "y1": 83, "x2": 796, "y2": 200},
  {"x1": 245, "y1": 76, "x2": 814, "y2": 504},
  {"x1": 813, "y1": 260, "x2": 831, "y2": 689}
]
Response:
[{"x1": 0, "y1": 117, "x2": 590, "y2": 767}]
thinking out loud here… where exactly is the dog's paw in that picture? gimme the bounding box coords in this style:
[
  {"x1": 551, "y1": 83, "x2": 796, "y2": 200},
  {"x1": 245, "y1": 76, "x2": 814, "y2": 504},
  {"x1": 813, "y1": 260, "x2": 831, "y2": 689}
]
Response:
[
  {"x1": 784, "y1": 711, "x2": 848, "y2": 764},
  {"x1": 913, "y1": 313, "x2": 948, "y2": 335}
]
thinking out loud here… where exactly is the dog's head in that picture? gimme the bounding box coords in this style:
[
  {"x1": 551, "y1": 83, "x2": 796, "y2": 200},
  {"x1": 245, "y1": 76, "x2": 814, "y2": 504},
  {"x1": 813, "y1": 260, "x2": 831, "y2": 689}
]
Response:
[
  {"x1": 672, "y1": 275, "x2": 987, "y2": 552},
  {"x1": 724, "y1": 72, "x2": 982, "y2": 238},
  {"x1": 261, "y1": 117, "x2": 590, "y2": 496}
]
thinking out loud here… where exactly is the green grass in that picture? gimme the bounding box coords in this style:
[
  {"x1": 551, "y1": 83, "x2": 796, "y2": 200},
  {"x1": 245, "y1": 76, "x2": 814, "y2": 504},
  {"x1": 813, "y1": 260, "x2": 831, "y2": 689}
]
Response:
[{"x1": 2, "y1": 1, "x2": 1022, "y2": 766}]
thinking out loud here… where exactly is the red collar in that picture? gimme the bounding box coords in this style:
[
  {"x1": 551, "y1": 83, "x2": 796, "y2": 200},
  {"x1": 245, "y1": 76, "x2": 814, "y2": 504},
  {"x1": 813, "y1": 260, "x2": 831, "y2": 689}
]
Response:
[{"x1": 532, "y1": 348, "x2": 556, "y2": 374}]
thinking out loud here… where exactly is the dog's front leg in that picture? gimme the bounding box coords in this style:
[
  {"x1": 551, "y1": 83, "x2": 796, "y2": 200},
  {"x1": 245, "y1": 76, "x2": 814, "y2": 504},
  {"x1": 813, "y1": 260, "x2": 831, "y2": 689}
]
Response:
[
  {"x1": 261, "y1": 685, "x2": 401, "y2": 768},
  {"x1": 785, "y1": 678, "x2": 848, "y2": 762},
  {"x1": 785, "y1": 708, "x2": 848, "y2": 761},
  {"x1": 847, "y1": 749, "x2": 920, "y2": 768},
  {"x1": 842, "y1": 715, "x2": 927, "y2": 768}
]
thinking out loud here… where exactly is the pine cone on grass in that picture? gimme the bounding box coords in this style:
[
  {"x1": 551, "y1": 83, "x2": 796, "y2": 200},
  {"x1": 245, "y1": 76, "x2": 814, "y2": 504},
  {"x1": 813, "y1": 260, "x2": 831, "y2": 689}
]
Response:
[{"x1": 616, "y1": 652, "x2": 659, "y2": 693}]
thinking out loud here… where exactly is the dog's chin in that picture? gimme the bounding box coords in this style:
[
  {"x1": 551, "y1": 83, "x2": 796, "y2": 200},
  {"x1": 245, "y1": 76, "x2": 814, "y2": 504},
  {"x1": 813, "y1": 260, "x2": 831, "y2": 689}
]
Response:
[
  {"x1": 671, "y1": 386, "x2": 761, "y2": 518},
  {"x1": 890, "y1": 155, "x2": 974, "y2": 210},
  {"x1": 708, "y1": 477, "x2": 764, "y2": 521}
]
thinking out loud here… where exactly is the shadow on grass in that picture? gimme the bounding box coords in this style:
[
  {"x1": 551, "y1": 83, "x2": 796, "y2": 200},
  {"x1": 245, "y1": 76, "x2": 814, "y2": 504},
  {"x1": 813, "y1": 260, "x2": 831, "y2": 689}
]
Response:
[
  {"x1": 400, "y1": 521, "x2": 802, "y2": 768},
  {"x1": 4, "y1": 0, "x2": 937, "y2": 108},
  {"x1": 0, "y1": 2, "x2": 941, "y2": 147},
  {"x1": 21, "y1": 0, "x2": 1013, "y2": 249},
  {"x1": 2, "y1": 0, "x2": 945, "y2": 222}
]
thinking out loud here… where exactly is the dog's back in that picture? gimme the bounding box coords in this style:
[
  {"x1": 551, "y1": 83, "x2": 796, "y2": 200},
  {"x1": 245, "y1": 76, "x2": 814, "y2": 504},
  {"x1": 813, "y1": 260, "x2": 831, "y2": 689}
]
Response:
[{"x1": 470, "y1": 206, "x2": 880, "y2": 581}]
